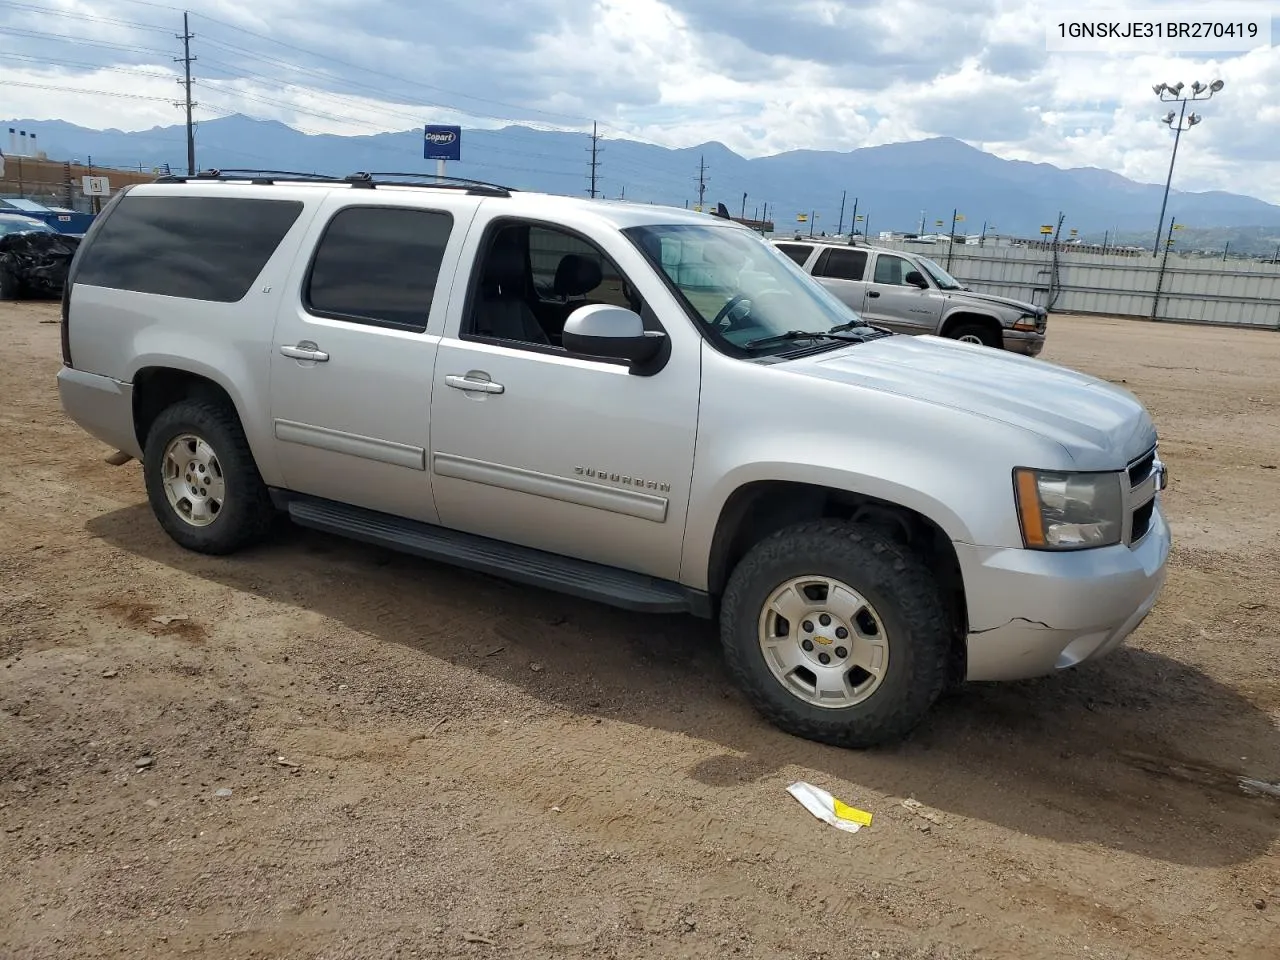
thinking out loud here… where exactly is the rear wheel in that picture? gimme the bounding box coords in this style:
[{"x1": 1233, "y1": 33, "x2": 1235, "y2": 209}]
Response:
[
  {"x1": 948, "y1": 322, "x2": 1001, "y2": 348},
  {"x1": 720, "y1": 519, "x2": 952, "y2": 748},
  {"x1": 142, "y1": 398, "x2": 275, "y2": 555}
]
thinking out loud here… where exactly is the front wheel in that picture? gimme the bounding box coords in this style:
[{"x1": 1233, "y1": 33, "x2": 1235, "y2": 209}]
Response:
[
  {"x1": 142, "y1": 398, "x2": 276, "y2": 555},
  {"x1": 720, "y1": 520, "x2": 953, "y2": 748},
  {"x1": 948, "y1": 322, "x2": 1001, "y2": 348}
]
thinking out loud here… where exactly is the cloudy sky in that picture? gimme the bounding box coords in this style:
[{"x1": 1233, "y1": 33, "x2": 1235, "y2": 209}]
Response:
[{"x1": 2, "y1": 0, "x2": 1278, "y2": 200}]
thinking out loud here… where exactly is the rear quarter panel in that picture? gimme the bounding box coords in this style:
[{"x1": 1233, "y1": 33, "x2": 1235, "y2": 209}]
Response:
[{"x1": 66, "y1": 191, "x2": 323, "y2": 487}]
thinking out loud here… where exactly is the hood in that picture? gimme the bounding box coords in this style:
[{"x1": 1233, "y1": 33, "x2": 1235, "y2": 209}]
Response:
[
  {"x1": 792, "y1": 333, "x2": 1156, "y2": 469},
  {"x1": 943, "y1": 288, "x2": 1042, "y2": 315}
]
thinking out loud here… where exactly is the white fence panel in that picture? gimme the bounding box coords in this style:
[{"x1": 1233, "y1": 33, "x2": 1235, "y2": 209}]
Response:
[{"x1": 869, "y1": 241, "x2": 1280, "y2": 329}]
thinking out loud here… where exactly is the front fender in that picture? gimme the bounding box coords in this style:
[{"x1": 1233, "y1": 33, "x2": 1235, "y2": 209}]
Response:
[
  {"x1": 678, "y1": 341, "x2": 1066, "y2": 592},
  {"x1": 941, "y1": 307, "x2": 1009, "y2": 331}
]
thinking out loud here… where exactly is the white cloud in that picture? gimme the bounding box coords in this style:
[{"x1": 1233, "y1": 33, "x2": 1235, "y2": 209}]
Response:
[{"x1": 1, "y1": 0, "x2": 1277, "y2": 200}]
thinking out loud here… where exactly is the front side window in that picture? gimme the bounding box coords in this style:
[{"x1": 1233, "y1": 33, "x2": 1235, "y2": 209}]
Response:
[
  {"x1": 872, "y1": 254, "x2": 915, "y2": 286},
  {"x1": 74, "y1": 195, "x2": 303, "y2": 302},
  {"x1": 306, "y1": 206, "x2": 454, "y2": 332},
  {"x1": 466, "y1": 220, "x2": 643, "y2": 350},
  {"x1": 527, "y1": 225, "x2": 633, "y2": 311},
  {"x1": 916, "y1": 256, "x2": 964, "y2": 290},
  {"x1": 624, "y1": 222, "x2": 880, "y2": 357}
]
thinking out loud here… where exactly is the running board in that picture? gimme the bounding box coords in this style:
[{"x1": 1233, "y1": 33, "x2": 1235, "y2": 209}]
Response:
[{"x1": 282, "y1": 494, "x2": 710, "y2": 617}]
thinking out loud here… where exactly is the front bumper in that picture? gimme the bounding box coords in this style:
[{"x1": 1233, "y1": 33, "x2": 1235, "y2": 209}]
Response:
[
  {"x1": 1002, "y1": 329, "x2": 1045, "y2": 357},
  {"x1": 57, "y1": 366, "x2": 141, "y2": 459},
  {"x1": 958, "y1": 500, "x2": 1172, "y2": 682}
]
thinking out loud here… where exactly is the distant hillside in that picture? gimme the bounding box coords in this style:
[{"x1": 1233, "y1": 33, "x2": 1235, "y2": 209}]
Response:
[{"x1": 6, "y1": 114, "x2": 1280, "y2": 241}]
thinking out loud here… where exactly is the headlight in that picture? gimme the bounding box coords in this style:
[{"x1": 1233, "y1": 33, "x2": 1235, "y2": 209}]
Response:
[
  {"x1": 1013, "y1": 468, "x2": 1124, "y2": 550},
  {"x1": 1012, "y1": 314, "x2": 1039, "y2": 331}
]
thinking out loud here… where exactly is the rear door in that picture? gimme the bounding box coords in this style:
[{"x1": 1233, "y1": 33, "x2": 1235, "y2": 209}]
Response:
[
  {"x1": 268, "y1": 193, "x2": 478, "y2": 523},
  {"x1": 810, "y1": 246, "x2": 870, "y2": 314},
  {"x1": 861, "y1": 252, "x2": 943, "y2": 334}
]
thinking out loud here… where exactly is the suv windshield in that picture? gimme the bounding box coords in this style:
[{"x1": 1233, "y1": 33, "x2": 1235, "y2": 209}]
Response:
[
  {"x1": 916, "y1": 256, "x2": 965, "y2": 290},
  {"x1": 623, "y1": 222, "x2": 882, "y2": 355}
]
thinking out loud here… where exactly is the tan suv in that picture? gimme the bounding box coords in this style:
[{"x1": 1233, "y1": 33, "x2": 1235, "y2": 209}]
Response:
[{"x1": 773, "y1": 237, "x2": 1047, "y2": 356}]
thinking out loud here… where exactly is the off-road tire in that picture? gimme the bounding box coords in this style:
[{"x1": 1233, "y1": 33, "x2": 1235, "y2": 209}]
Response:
[
  {"x1": 948, "y1": 322, "x2": 1001, "y2": 348},
  {"x1": 143, "y1": 398, "x2": 275, "y2": 555},
  {"x1": 720, "y1": 519, "x2": 952, "y2": 749}
]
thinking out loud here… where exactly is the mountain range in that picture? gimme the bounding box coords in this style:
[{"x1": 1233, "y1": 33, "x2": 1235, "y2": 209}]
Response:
[{"x1": 6, "y1": 114, "x2": 1280, "y2": 244}]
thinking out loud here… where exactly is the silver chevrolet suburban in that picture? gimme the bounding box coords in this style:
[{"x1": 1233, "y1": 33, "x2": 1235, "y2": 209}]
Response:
[
  {"x1": 773, "y1": 236, "x2": 1048, "y2": 356},
  {"x1": 57, "y1": 171, "x2": 1170, "y2": 748}
]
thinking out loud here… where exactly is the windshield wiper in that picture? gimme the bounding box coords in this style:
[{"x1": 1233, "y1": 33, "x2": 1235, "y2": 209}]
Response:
[{"x1": 744, "y1": 329, "x2": 871, "y2": 350}]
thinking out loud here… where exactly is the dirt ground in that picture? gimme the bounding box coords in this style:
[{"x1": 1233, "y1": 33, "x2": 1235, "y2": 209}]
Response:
[{"x1": 1, "y1": 302, "x2": 1278, "y2": 960}]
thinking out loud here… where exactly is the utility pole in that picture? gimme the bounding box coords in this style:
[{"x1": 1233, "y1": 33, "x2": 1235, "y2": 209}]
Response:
[
  {"x1": 836, "y1": 190, "x2": 846, "y2": 235},
  {"x1": 849, "y1": 197, "x2": 858, "y2": 235},
  {"x1": 176, "y1": 12, "x2": 197, "y2": 176},
  {"x1": 741, "y1": 191, "x2": 747, "y2": 220},
  {"x1": 587, "y1": 121, "x2": 601, "y2": 198},
  {"x1": 696, "y1": 155, "x2": 707, "y2": 210}
]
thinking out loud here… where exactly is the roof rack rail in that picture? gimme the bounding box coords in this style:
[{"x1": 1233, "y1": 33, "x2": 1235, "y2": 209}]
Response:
[
  {"x1": 350, "y1": 172, "x2": 515, "y2": 197},
  {"x1": 151, "y1": 168, "x2": 514, "y2": 197},
  {"x1": 154, "y1": 169, "x2": 342, "y2": 185}
]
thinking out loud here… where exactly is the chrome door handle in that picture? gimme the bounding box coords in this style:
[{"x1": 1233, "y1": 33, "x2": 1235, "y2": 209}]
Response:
[
  {"x1": 280, "y1": 342, "x2": 329, "y2": 362},
  {"x1": 445, "y1": 374, "x2": 504, "y2": 394}
]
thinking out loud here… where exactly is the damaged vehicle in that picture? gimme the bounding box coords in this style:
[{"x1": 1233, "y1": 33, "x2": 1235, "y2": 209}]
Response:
[{"x1": 0, "y1": 213, "x2": 82, "y2": 299}]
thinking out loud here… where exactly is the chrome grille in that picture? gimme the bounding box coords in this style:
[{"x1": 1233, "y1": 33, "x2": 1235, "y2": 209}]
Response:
[{"x1": 1123, "y1": 444, "x2": 1163, "y2": 546}]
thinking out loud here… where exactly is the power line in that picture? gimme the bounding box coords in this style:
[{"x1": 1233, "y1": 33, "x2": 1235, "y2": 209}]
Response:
[
  {"x1": 0, "y1": 51, "x2": 180, "y2": 79},
  {"x1": 0, "y1": 17, "x2": 709, "y2": 202},
  {"x1": 103, "y1": 0, "x2": 597, "y2": 126},
  {"x1": 0, "y1": 25, "x2": 174, "y2": 57},
  {"x1": 0, "y1": 78, "x2": 177, "y2": 102},
  {"x1": 176, "y1": 11, "x2": 196, "y2": 175},
  {"x1": 0, "y1": 0, "x2": 172, "y2": 33}
]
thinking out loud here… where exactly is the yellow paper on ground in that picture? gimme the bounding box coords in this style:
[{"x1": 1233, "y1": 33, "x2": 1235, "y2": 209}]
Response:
[{"x1": 787, "y1": 781, "x2": 874, "y2": 833}]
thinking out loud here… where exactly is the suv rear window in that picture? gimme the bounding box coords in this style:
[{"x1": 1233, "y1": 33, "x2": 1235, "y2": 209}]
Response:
[
  {"x1": 305, "y1": 206, "x2": 454, "y2": 333},
  {"x1": 74, "y1": 195, "x2": 303, "y2": 302}
]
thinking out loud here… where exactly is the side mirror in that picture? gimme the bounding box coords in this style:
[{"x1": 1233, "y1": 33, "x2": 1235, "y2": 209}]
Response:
[
  {"x1": 562, "y1": 304, "x2": 665, "y2": 365},
  {"x1": 904, "y1": 270, "x2": 929, "y2": 289}
]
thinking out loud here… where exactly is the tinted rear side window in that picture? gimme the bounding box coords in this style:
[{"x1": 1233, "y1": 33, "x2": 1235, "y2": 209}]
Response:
[
  {"x1": 74, "y1": 195, "x2": 303, "y2": 302},
  {"x1": 305, "y1": 206, "x2": 454, "y2": 333},
  {"x1": 814, "y1": 248, "x2": 868, "y2": 281},
  {"x1": 775, "y1": 243, "x2": 813, "y2": 266}
]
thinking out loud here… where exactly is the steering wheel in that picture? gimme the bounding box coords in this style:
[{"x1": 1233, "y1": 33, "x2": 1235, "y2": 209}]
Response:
[{"x1": 711, "y1": 293, "x2": 752, "y2": 330}]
